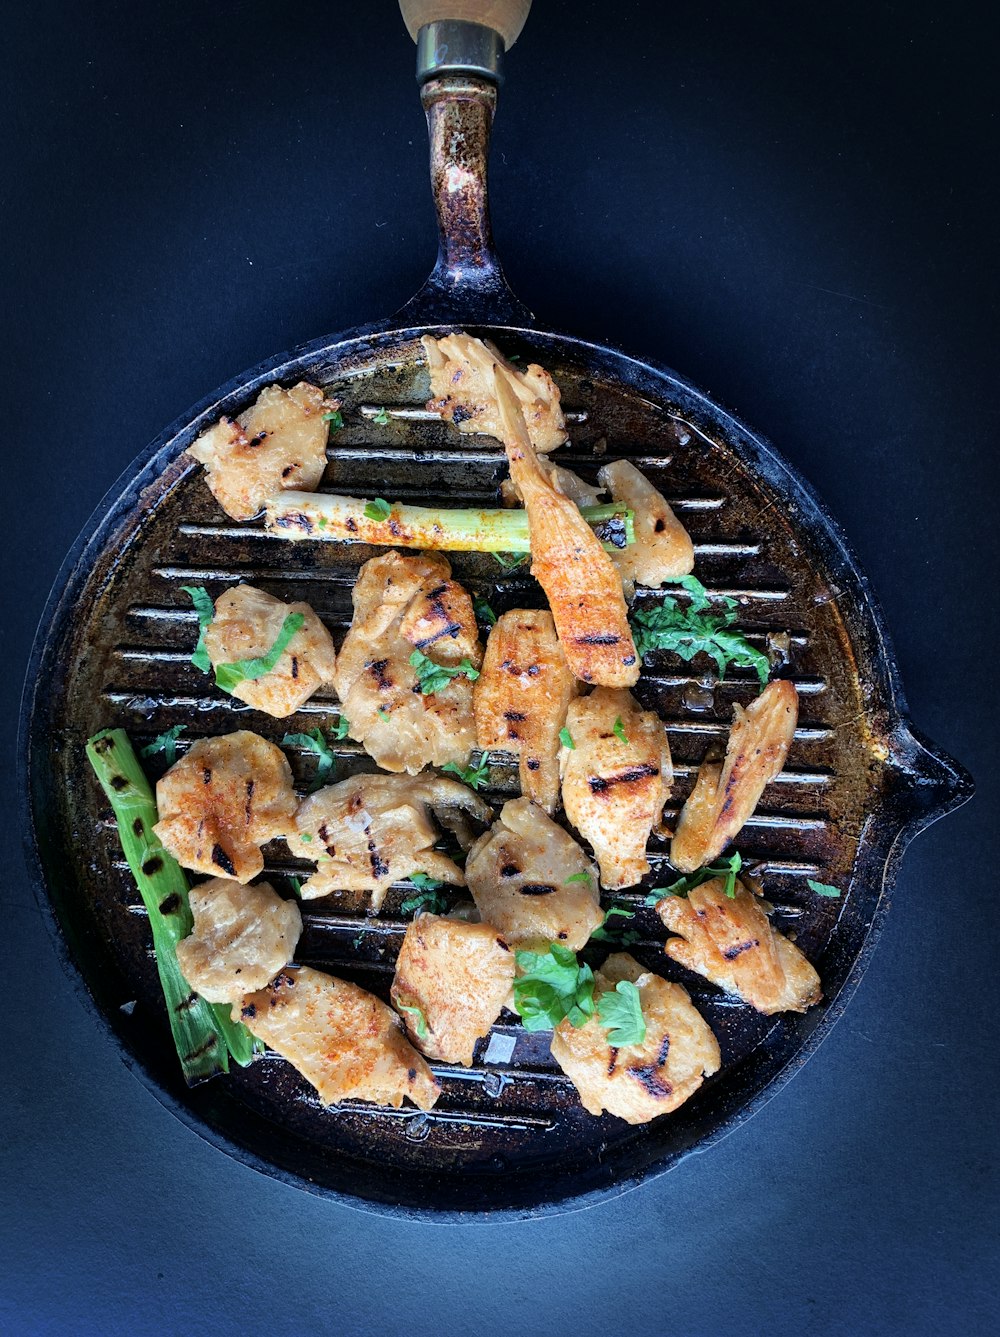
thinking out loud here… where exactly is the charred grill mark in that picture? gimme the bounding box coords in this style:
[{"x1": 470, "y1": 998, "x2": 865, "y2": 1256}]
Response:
[
  {"x1": 496, "y1": 937, "x2": 511, "y2": 952},
  {"x1": 595, "y1": 514, "x2": 628, "y2": 549},
  {"x1": 290, "y1": 655, "x2": 299, "y2": 680},
  {"x1": 526, "y1": 758, "x2": 540, "y2": 771},
  {"x1": 519, "y1": 883, "x2": 555, "y2": 897},
  {"x1": 212, "y1": 843, "x2": 236, "y2": 876},
  {"x1": 245, "y1": 431, "x2": 269, "y2": 448},
  {"x1": 245, "y1": 777, "x2": 255, "y2": 823},
  {"x1": 280, "y1": 464, "x2": 294, "y2": 478},
  {"x1": 657, "y1": 1034, "x2": 671, "y2": 1066},
  {"x1": 274, "y1": 512, "x2": 315, "y2": 533},
  {"x1": 132, "y1": 817, "x2": 144, "y2": 835},
  {"x1": 158, "y1": 893, "x2": 181, "y2": 915},
  {"x1": 368, "y1": 839, "x2": 389, "y2": 879},
  {"x1": 628, "y1": 1065, "x2": 674, "y2": 1098},
  {"x1": 175, "y1": 992, "x2": 199, "y2": 1013},
  {"x1": 202, "y1": 767, "x2": 212, "y2": 785},
  {"x1": 654, "y1": 517, "x2": 666, "y2": 533},
  {"x1": 92, "y1": 736, "x2": 114, "y2": 755},
  {"x1": 241, "y1": 1003, "x2": 257, "y2": 1019},
  {"x1": 623, "y1": 654, "x2": 636, "y2": 666},
  {"x1": 500, "y1": 863, "x2": 520, "y2": 878},
  {"x1": 503, "y1": 710, "x2": 527, "y2": 722},
  {"x1": 141, "y1": 856, "x2": 163, "y2": 877},
  {"x1": 413, "y1": 621, "x2": 463, "y2": 649},
  {"x1": 723, "y1": 939, "x2": 759, "y2": 960},
  {"x1": 110, "y1": 774, "x2": 128, "y2": 791},
  {"x1": 427, "y1": 584, "x2": 448, "y2": 600},
  {"x1": 451, "y1": 404, "x2": 472, "y2": 425},
  {"x1": 573, "y1": 633, "x2": 621, "y2": 646},
  {"x1": 367, "y1": 658, "x2": 392, "y2": 690},
  {"x1": 346, "y1": 516, "x2": 358, "y2": 533},
  {"x1": 185, "y1": 1037, "x2": 220, "y2": 1061},
  {"x1": 588, "y1": 763, "x2": 660, "y2": 794}
]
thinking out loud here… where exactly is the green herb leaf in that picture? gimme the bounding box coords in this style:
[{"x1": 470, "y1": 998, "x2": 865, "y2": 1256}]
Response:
[
  {"x1": 213, "y1": 612, "x2": 305, "y2": 693},
  {"x1": 807, "y1": 879, "x2": 841, "y2": 898},
  {"x1": 441, "y1": 753, "x2": 491, "y2": 790},
  {"x1": 409, "y1": 648, "x2": 480, "y2": 695},
  {"x1": 140, "y1": 725, "x2": 186, "y2": 768},
  {"x1": 473, "y1": 595, "x2": 497, "y2": 626},
  {"x1": 589, "y1": 906, "x2": 640, "y2": 945},
  {"x1": 401, "y1": 872, "x2": 450, "y2": 916},
  {"x1": 597, "y1": 979, "x2": 647, "y2": 1046},
  {"x1": 492, "y1": 550, "x2": 529, "y2": 570},
  {"x1": 512, "y1": 944, "x2": 596, "y2": 1031},
  {"x1": 332, "y1": 715, "x2": 351, "y2": 740},
  {"x1": 376, "y1": 707, "x2": 391, "y2": 722},
  {"x1": 364, "y1": 497, "x2": 392, "y2": 522},
  {"x1": 182, "y1": 585, "x2": 215, "y2": 673},
  {"x1": 630, "y1": 578, "x2": 770, "y2": 685},
  {"x1": 288, "y1": 876, "x2": 303, "y2": 898},
  {"x1": 397, "y1": 1001, "x2": 428, "y2": 1038},
  {"x1": 372, "y1": 407, "x2": 390, "y2": 426},
  {"x1": 559, "y1": 727, "x2": 575, "y2": 750},
  {"x1": 322, "y1": 408, "x2": 344, "y2": 430},
  {"x1": 565, "y1": 870, "x2": 591, "y2": 885},
  {"x1": 282, "y1": 728, "x2": 336, "y2": 792},
  {"x1": 613, "y1": 716, "x2": 629, "y2": 745},
  {"x1": 645, "y1": 851, "x2": 743, "y2": 906}
]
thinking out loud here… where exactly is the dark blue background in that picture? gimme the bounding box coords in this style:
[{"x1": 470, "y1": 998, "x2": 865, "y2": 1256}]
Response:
[{"x1": 3, "y1": 2, "x2": 997, "y2": 1333}]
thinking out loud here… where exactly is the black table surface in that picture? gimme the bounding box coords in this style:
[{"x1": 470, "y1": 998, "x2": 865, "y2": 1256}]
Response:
[{"x1": 3, "y1": 2, "x2": 997, "y2": 1333}]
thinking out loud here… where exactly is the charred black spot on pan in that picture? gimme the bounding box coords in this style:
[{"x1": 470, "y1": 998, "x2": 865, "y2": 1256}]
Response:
[
  {"x1": 628, "y1": 1065, "x2": 673, "y2": 1098},
  {"x1": 212, "y1": 843, "x2": 236, "y2": 876},
  {"x1": 723, "y1": 939, "x2": 759, "y2": 960},
  {"x1": 109, "y1": 774, "x2": 128, "y2": 791},
  {"x1": 573, "y1": 633, "x2": 620, "y2": 646},
  {"x1": 141, "y1": 856, "x2": 163, "y2": 877},
  {"x1": 519, "y1": 883, "x2": 555, "y2": 897},
  {"x1": 158, "y1": 892, "x2": 181, "y2": 915}
]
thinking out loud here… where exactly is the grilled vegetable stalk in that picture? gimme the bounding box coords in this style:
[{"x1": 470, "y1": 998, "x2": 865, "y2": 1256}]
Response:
[
  {"x1": 264, "y1": 490, "x2": 634, "y2": 553},
  {"x1": 85, "y1": 728, "x2": 259, "y2": 1083}
]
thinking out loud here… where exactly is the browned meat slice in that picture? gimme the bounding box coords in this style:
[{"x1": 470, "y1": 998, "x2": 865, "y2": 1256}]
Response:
[
  {"x1": 656, "y1": 877, "x2": 822, "y2": 1014},
  {"x1": 597, "y1": 460, "x2": 695, "y2": 596},
  {"x1": 235, "y1": 966, "x2": 440, "y2": 1110},
  {"x1": 287, "y1": 772, "x2": 491, "y2": 911},
  {"x1": 493, "y1": 368, "x2": 639, "y2": 687},
  {"x1": 422, "y1": 331, "x2": 567, "y2": 452},
  {"x1": 560, "y1": 687, "x2": 672, "y2": 889},
  {"x1": 550, "y1": 953, "x2": 721, "y2": 1124},
  {"x1": 333, "y1": 550, "x2": 482, "y2": 774},
  {"x1": 500, "y1": 459, "x2": 604, "y2": 509},
  {"x1": 154, "y1": 731, "x2": 297, "y2": 883},
  {"x1": 202, "y1": 583, "x2": 337, "y2": 718},
  {"x1": 474, "y1": 609, "x2": 580, "y2": 813},
  {"x1": 175, "y1": 877, "x2": 302, "y2": 1003},
  {"x1": 465, "y1": 797, "x2": 603, "y2": 952},
  {"x1": 671, "y1": 680, "x2": 799, "y2": 872},
  {"x1": 186, "y1": 381, "x2": 336, "y2": 521},
  {"x1": 390, "y1": 914, "x2": 515, "y2": 1065}
]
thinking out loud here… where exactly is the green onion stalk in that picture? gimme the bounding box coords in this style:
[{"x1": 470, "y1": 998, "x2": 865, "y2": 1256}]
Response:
[{"x1": 86, "y1": 728, "x2": 261, "y2": 1085}]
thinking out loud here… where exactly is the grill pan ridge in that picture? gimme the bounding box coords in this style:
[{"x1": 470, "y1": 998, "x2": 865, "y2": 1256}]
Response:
[{"x1": 20, "y1": 62, "x2": 971, "y2": 1218}]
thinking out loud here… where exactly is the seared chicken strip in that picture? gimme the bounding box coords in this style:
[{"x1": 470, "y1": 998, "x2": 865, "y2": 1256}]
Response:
[
  {"x1": 333, "y1": 551, "x2": 482, "y2": 774},
  {"x1": 550, "y1": 953, "x2": 721, "y2": 1124},
  {"x1": 671, "y1": 680, "x2": 798, "y2": 872},
  {"x1": 474, "y1": 609, "x2": 580, "y2": 813},
  {"x1": 560, "y1": 687, "x2": 672, "y2": 889},
  {"x1": 202, "y1": 583, "x2": 337, "y2": 718},
  {"x1": 154, "y1": 732, "x2": 297, "y2": 883},
  {"x1": 391, "y1": 914, "x2": 516, "y2": 1065},
  {"x1": 235, "y1": 966, "x2": 440, "y2": 1110},
  {"x1": 186, "y1": 381, "x2": 335, "y2": 521},
  {"x1": 422, "y1": 332, "x2": 567, "y2": 453},
  {"x1": 288, "y1": 772, "x2": 491, "y2": 911},
  {"x1": 465, "y1": 797, "x2": 603, "y2": 952},
  {"x1": 656, "y1": 877, "x2": 822, "y2": 1014},
  {"x1": 500, "y1": 459, "x2": 604, "y2": 509},
  {"x1": 176, "y1": 877, "x2": 302, "y2": 1004},
  {"x1": 597, "y1": 460, "x2": 695, "y2": 596},
  {"x1": 494, "y1": 369, "x2": 638, "y2": 687}
]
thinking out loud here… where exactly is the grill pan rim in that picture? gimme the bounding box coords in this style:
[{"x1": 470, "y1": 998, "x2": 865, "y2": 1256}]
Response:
[{"x1": 19, "y1": 313, "x2": 974, "y2": 1220}]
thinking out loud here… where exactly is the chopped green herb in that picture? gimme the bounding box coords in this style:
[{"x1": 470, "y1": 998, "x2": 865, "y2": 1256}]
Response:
[
  {"x1": 140, "y1": 725, "x2": 186, "y2": 768},
  {"x1": 513, "y1": 944, "x2": 596, "y2": 1032},
  {"x1": 299, "y1": 832, "x2": 313, "y2": 843},
  {"x1": 332, "y1": 715, "x2": 351, "y2": 740},
  {"x1": 214, "y1": 612, "x2": 305, "y2": 693},
  {"x1": 364, "y1": 497, "x2": 392, "y2": 522},
  {"x1": 645, "y1": 851, "x2": 743, "y2": 906},
  {"x1": 401, "y1": 872, "x2": 450, "y2": 916},
  {"x1": 371, "y1": 407, "x2": 390, "y2": 426},
  {"x1": 559, "y1": 727, "x2": 575, "y2": 750},
  {"x1": 181, "y1": 585, "x2": 215, "y2": 673},
  {"x1": 397, "y1": 1002, "x2": 428, "y2": 1038},
  {"x1": 492, "y1": 550, "x2": 529, "y2": 570},
  {"x1": 322, "y1": 408, "x2": 344, "y2": 430},
  {"x1": 590, "y1": 906, "x2": 640, "y2": 945},
  {"x1": 613, "y1": 716, "x2": 629, "y2": 745},
  {"x1": 281, "y1": 728, "x2": 336, "y2": 792},
  {"x1": 807, "y1": 879, "x2": 841, "y2": 898},
  {"x1": 352, "y1": 932, "x2": 365, "y2": 950},
  {"x1": 565, "y1": 870, "x2": 591, "y2": 885},
  {"x1": 288, "y1": 876, "x2": 303, "y2": 898},
  {"x1": 597, "y1": 979, "x2": 647, "y2": 1046},
  {"x1": 376, "y1": 707, "x2": 391, "y2": 722},
  {"x1": 630, "y1": 575, "x2": 770, "y2": 685},
  {"x1": 441, "y1": 753, "x2": 491, "y2": 790},
  {"x1": 473, "y1": 595, "x2": 497, "y2": 626},
  {"x1": 409, "y1": 648, "x2": 480, "y2": 695}
]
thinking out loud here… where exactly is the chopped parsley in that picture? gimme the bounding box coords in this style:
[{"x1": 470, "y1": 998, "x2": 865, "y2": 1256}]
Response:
[
  {"x1": 332, "y1": 715, "x2": 351, "y2": 740},
  {"x1": 288, "y1": 876, "x2": 303, "y2": 898},
  {"x1": 597, "y1": 980, "x2": 646, "y2": 1046},
  {"x1": 322, "y1": 408, "x2": 344, "y2": 430},
  {"x1": 645, "y1": 851, "x2": 743, "y2": 906},
  {"x1": 214, "y1": 612, "x2": 305, "y2": 693},
  {"x1": 364, "y1": 497, "x2": 392, "y2": 522},
  {"x1": 401, "y1": 872, "x2": 451, "y2": 916},
  {"x1": 441, "y1": 752, "x2": 491, "y2": 790},
  {"x1": 565, "y1": 870, "x2": 591, "y2": 885},
  {"x1": 492, "y1": 550, "x2": 529, "y2": 570},
  {"x1": 613, "y1": 716, "x2": 629, "y2": 745},
  {"x1": 409, "y1": 649, "x2": 480, "y2": 695},
  {"x1": 473, "y1": 595, "x2": 497, "y2": 626},
  {"x1": 181, "y1": 585, "x2": 215, "y2": 672},
  {"x1": 589, "y1": 906, "x2": 640, "y2": 945},
  {"x1": 376, "y1": 707, "x2": 391, "y2": 722},
  {"x1": 282, "y1": 728, "x2": 336, "y2": 792},
  {"x1": 559, "y1": 727, "x2": 575, "y2": 750},
  {"x1": 807, "y1": 879, "x2": 841, "y2": 898},
  {"x1": 513, "y1": 944, "x2": 596, "y2": 1032},
  {"x1": 630, "y1": 575, "x2": 770, "y2": 684},
  {"x1": 396, "y1": 1001, "x2": 428, "y2": 1039},
  {"x1": 371, "y1": 407, "x2": 390, "y2": 426},
  {"x1": 140, "y1": 725, "x2": 186, "y2": 767}
]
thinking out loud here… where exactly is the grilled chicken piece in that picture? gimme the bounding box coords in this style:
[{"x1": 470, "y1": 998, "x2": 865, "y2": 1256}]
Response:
[
  {"x1": 390, "y1": 914, "x2": 516, "y2": 1065},
  {"x1": 287, "y1": 772, "x2": 491, "y2": 911},
  {"x1": 202, "y1": 584, "x2": 337, "y2": 718},
  {"x1": 494, "y1": 369, "x2": 639, "y2": 687},
  {"x1": 422, "y1": 332, "x2": 567, "y2": 453},
  {"x1": 333, "y1": 551, "x2": 482, "y2": 774},
  {"x1": 186, "y1": 381, "x2": 335, "y2": 521},
  {"x1": 235, "y1": 966, "x2": 440, "y2": 1110},
  {"x1": 500, "y1": 460, "x2": 604, "y2": 509},
  {"x1": 656, "y1": 877, "x2": 822, "y2": 1014},
  {"x1": 175, "y1": 877, "x2": 302, "y2": 1004},
  {"x1": 560, "y1": 687, "x2": 672, "y2": 890},
  {"x1": 550, "y1": 953, "x2": 721, "y2": 1124},
  {"x1": 474, "y1": 609, "x2": 580, "y2": 813},
  {"x1": 465, "y1": 797, "x2": 602, "y2": 952},
  {"x1": 154, "y1": 731, "x2": 297, "y2": 883},
  {"x1": 597, "y1": 460, "x2": 695, "y2": 597},
  {"x1": 671, "y1": 680, "x2": 799, "y2": 872}
]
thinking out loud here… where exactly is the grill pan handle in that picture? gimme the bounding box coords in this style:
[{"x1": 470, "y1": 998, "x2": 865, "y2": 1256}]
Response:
[{"x1": 394, "y1": 5, "x2": 534, "y2": 326}]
